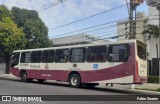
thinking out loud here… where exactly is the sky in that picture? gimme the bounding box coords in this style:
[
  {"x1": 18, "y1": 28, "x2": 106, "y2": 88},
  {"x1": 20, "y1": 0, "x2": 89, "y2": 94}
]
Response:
[{"x1": 0, "y1": 0, "x2": 148, "y2": 41}]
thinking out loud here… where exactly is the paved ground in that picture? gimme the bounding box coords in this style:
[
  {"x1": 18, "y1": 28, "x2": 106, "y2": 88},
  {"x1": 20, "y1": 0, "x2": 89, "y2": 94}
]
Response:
[{"x1": 0, "y1": 76, "x2": 160, "y2": 104}]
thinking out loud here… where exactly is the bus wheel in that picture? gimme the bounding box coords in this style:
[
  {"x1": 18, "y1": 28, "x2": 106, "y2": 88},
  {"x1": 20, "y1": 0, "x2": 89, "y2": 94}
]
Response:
[
  {"x1": 27, "y1": 78, "x2": 33, "y2": 82},
  {"x1": 82, "y1": 83, "x2": 97, "y2": 88},
  {"x1": 69, "y1": 74, "x2": 81, "y2": 88},
  {"x1": 38, "y1": 79, "x2": 45, "y2": 83},
  {"x1": 20, "y1": 72, "x2": 27, "y2": 82}
]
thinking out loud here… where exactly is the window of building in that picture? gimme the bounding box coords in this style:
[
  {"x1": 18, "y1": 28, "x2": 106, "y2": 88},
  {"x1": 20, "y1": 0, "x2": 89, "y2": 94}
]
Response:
[
  {"x1": 55, "y1": 49, "x2": 69, "y2": 63},
  {"x1": 108, "y1": 44, "x2": 129, "y2": 62},
  {"x1": 20, "y1": 52, "x2": 31, "y2": 63},
  {"x1": 42, "y1": 50, "x2": 54, "y2": 63},
  {"x1": 70, "y1": 48, "x2": 86, "y2": 62},
  {"x1": 87, "y1": 46, "x2": 107, "y2": 62},
  {"x1": 31, "y1": 51, "x2": 42, "y2": 63}
]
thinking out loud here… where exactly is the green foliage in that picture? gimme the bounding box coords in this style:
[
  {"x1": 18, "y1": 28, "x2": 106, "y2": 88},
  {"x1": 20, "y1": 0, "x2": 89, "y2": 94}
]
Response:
[
  {"x1": 142, "y1": 24, "x2": 160, "y2": 40},
  {"x1": 148, "y1": 76, "x2": 159, "y2": 84},
  {"x1": 0, "y1": 5, "x2": 11, "y2": 21},
  {"x1": 11, "y1": 7, "x2": 53, "y2": 49},
  {"x1": 0, "y1": 17, "x2": 26, "y2": 53},
  {"x1": 157, "y1": 88, "x2": 160, "y2": 92},
  {"x1": 0, "y1": 5, "x2": 27, "y2": 73}
]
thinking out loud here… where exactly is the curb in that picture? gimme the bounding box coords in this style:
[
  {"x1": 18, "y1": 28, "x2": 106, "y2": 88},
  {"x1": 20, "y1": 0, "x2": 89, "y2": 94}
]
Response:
[
  {"x1": 0, "y1": 74, "x2": 18, "y2": 80},
  {"x1": 130, "y1": 89, "x2": 160, "y2": 94}
]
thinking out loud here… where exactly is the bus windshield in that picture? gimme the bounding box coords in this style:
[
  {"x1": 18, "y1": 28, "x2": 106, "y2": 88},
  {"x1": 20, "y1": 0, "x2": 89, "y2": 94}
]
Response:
[
  {"x1": 11, "y1": 52, "x2": 20, "y2": 67},
  {"x1": 137, "y1": 41, "x2": 146, "y2": 60}
]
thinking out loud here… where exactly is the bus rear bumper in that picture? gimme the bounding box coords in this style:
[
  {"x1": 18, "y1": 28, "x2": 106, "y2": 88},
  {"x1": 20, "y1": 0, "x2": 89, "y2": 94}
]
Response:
[{"x1": 134, "y1": 76, "x2": 147, "y2": 84}]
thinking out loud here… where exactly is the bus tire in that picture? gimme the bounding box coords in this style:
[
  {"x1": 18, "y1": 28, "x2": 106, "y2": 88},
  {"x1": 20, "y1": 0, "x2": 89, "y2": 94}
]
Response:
[
  {"x1": 69, "y1": 74, "x2": 81, "y2": 88},
  {"x1": 38, "y1": 79, "x2": 45, "y2": 83},
  {"x1": 20, "y1": 72, "x2": 27, "y2": 82},
  {"x1": 82, "y1": 83, "x2": 97, "y2": 88},
  {"x1": 27, "y1": 78, "x2": 33, "y2": 82}
]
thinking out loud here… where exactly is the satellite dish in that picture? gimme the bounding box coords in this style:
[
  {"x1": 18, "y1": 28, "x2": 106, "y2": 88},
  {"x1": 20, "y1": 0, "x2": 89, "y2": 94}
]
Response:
[{"x1": 146, "y1": 0, "x2": 160, "y2": 7}]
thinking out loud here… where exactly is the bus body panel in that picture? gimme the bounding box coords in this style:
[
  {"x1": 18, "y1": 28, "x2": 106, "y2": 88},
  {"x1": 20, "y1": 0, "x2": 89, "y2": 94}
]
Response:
[
  {"x1": 10, "y1": 40, "x2": 147, "y2": 84},
  {"x1": 134, "y1": 41, "x2": 147, "y2": 83}
]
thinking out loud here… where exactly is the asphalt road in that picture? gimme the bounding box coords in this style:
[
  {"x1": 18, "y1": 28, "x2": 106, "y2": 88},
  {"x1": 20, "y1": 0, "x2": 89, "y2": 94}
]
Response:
[{"x1": 0, "y1": 78, "x2": 159, "y2": 104}]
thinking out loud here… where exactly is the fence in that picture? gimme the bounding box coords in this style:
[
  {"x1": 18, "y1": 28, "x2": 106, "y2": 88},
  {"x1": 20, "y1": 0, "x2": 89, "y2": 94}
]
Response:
[{"x1": 0, "y1": 63, "x2": 6, "y2": 74}]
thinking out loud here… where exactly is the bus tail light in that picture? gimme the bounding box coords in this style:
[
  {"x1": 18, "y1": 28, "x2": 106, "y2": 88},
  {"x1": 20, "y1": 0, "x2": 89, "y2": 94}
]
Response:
[
  {"x1": 136, "y1": 60, "x2": 139, "y2": 76},
  {"x1": 135, "y1": 60, "x2": 140, "y2": 81}
]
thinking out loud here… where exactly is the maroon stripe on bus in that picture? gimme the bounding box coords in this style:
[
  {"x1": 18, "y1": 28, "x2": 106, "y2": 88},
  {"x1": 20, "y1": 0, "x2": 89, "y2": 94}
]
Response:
[{"x1": 10, "y1": 43, "x2": 144, "y2": 83}]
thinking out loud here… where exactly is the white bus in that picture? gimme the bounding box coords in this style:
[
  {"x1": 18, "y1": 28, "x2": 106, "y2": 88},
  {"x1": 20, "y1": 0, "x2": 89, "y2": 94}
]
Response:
[{"x1": 10, "y1": 40, "x2": 147, "y2": 88}]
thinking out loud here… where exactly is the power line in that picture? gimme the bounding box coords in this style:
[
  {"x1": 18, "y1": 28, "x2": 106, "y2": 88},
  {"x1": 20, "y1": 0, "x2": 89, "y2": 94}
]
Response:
[
  {"x1": 90, "y1": 30, "x2": 116, "y2": 36},
  {"x1": 51, "y1": 24, "x2": 118, "y2": 38},
  {"x1": 125, "y1": 0, "x2": 130, "y2": 17},
  {"x1": 38, "y1": 0, "x2": 67, "y2": 12},
  {"x1": 51, "y1": 27, "x2": 126, "y2": 43},
  {"x1": 83, "y1": 24, "x2": 116, "y2": 34},
  {"x1": 50, "y1": 18, "x2": 128, "y2": 38},
  {"x1": 51, "y1": 24, "x2": 150, "y2": 43},
  {"x1": 50, "y1": 15, "x2": 155, "y2": 38},
  {"x1": 49, "y1": 3, "x2": 128, "y2": 30},
  {"x1": 51, "y1": 17, "x2": 159, "y2": 39}
]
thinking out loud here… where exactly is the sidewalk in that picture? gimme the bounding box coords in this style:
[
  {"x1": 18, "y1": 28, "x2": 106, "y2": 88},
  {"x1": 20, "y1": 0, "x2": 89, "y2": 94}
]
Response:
[
  {"x1": 135, "y1": 83, "x2": 160, "y2": 90},
  {"x1": 0, "y1": 73, "x2": 17, "y2": 79}
]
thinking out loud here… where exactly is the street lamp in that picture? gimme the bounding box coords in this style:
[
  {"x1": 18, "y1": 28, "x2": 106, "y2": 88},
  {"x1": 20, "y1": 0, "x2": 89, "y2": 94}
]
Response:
[{"x1": 146, "y1": 0, "x2": 160, "y2": 85}]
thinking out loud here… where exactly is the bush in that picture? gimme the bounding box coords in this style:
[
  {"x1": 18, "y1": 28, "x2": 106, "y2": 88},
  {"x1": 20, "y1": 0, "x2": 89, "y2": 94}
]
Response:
[
  {"x1": 148, "y1": 76, "x2": 159, "y2": 83},
  {"x1": 157, "y1": 88, "x2": 160, "y2": 92}
]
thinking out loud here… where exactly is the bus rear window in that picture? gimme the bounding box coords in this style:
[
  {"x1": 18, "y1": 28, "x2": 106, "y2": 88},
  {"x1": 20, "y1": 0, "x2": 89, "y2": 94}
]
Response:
[{"x1": 137, "y1": 43, "x2": 146, "y2": 60}]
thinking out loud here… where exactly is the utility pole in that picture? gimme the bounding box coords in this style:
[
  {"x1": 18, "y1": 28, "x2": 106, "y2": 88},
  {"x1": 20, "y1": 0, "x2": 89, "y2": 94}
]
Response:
[
  {"x1": 156, "y1": 5, "x2": 160, "y2": 85},
  {"x1": 129, "y1": 0, "x2": 134, "y2": 39},
  {"x1": 129, "y1": 0, "x2": 143, "y2": 39}
]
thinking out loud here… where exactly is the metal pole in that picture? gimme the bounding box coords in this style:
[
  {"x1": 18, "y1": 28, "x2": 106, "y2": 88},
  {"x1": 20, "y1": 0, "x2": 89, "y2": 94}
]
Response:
[
  {"x1": 159, "y1": 6, "x2": 160, "y2": 85},
  {"x1": 156, "y1": 6, "x2": 160, "y2": 85},
  {"x1": 134, "y1": 6, "x2": 137, "y2": 39}
]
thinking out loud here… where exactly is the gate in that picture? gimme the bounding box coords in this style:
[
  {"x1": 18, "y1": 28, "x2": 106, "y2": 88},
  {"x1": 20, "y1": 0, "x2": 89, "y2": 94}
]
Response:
[{"x1": 151, "y1": 58, "x2": 159, "y2": 76}]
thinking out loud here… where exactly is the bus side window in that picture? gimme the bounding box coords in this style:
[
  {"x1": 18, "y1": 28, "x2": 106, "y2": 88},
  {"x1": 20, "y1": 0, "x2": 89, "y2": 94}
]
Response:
[
  {"x1": 31, "y1": 51, "x2": 42, "y2": 63},
  {"x1": 70, "y1": 47, "x2": 86, "y2": 62},
  {"x1": 55, "y1": 49, "x2": 69, "y2": 63},
  {"x1": 108, "y1": 44, "x2": 129, "y2": 62},
  {"x1": 20, "y1": 52, "x2": 31, "y2": 63},
  {"x1": 42, "y1": 50, "x2": 54, "y2": 63},
  {"x1": 87, "y1": 46, "x2": 107, "y2": 62}
]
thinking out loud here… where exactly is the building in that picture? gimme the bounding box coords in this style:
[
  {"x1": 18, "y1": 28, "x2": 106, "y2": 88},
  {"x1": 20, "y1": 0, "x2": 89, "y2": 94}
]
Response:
[
  {"x1": 117, "y1": 12, "x2": 148, "y2": 43},
  {"x1": 136, "y1": 12, "x2": 148, "y2": 42},
  {"x1": 117, "y1": 20, "x2": 130, "y2": 41},
  {"x1": 50, "y1": 33, "x2": 109, "y2": 46},
  {"x1": 147, "y1": 6, "x2": 160, "y2": 76}
]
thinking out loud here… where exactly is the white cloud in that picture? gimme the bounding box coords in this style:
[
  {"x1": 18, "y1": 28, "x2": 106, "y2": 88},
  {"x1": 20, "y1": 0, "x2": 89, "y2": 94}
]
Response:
[
  {"x1": 41, "y1": 0, "x2": 112, "y2": 30},
  {"x1": 0, "y1": 0, "x2": 134, "y2": 38}
]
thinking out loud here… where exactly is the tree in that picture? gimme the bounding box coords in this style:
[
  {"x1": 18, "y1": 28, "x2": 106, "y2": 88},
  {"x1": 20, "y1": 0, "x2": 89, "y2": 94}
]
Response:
[
  {"x1": 142, "y1": 24, "x2": 160, "y2": 58},
  {"x1": 0, "y1": 5, "x2": 11, "y2": 21},
  {"x1": 11, "y1": 7, "x2": 53, "y2": 49},
  {"x1": 142, "y1": 24, "x2": 160, "y2": 76},
  {"x1": 0, "y1": 17, "x2": 27, "y2": 73}
]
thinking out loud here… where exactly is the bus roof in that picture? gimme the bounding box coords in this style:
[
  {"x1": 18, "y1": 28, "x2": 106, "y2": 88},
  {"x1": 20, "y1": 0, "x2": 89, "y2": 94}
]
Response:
[{"x1": 13, "y1": 39, "x2": 137, "y2": 52}]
